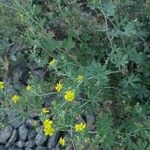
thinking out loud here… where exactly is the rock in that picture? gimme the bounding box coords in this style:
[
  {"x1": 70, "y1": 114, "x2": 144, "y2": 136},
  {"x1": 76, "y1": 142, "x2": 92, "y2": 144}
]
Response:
[
  {"x1": 26, "y1": 119, "x2": 37, "y2": 128},
  {"x1": 47, "y1": 133, "x2": 60, "y2": 149},
  {"x1": 35, "y1": 132, "x2": 47, "y2": 146},
  {"x1": 25, "y1": 148, "x2": 32, "y2": 150},
  {"x1": 0, "y1": 125, "x2": 13, "y2": 144},
  {"x1": 18, "y1": 124, "x2": 29, "y2": 141},
  {"x1": 8, "y1": 146, "x2": 23, "y2": 150},
  {"x1": 15, "y1": 141, "x2": 25, "y2": 148},
  {"x1": 86, "y1": 113, "x2": 96, "y2": 131},
  {"x1": 36, "y1": 146, "x2": 47, "y2": 150},
  {"x1": 27, "y1": 129, "x2": 36, "y2": 139},
  {"x1": 25, "y1": 140, "x2": 36, "y2": 148},
  {"x1": 44, "y1": 93, "x2": 58, "y2": 107},
  {"x1": 0, "y1": 145, "x2": 7, "y2": 150},
  {"x1": 6, "y1": 110, "x2": 24, "y2": 128},
  {"x1": 6, "y1": 129, "x2": 18, "y2": 147},
  {"x1": 54, "y1": 145, "x2": 60, "y2": 150}
]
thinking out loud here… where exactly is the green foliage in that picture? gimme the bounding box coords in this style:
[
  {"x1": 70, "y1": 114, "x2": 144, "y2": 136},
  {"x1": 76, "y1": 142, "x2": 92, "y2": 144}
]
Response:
[{"x1": 0, "y1": 0, "x2": 150, "y2": 149}]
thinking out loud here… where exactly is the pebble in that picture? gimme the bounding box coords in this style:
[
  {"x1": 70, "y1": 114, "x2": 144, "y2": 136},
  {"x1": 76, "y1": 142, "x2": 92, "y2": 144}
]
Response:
[
  {"x1": 0, "y1": 125, "x2": 13, "y2": 144},
  {"x1": 0, "y1": 145, "x2": 7, "y2": 150},
  {"x1": 25, "y1": 148, "x2": 32, "y2": 150},
  {"x1": 6, "y1": 110, "x2": 24, "y2": 128},
  {"x1": 27, "y1": 129, "x2": 36, "y2": 139},
  {"x1": 26, "y1": 119, "x2": 39, "y2": 129},
  {"x1": 6, "y1": 129, "x2": 18, "y2": 147},
  {"x1": 25, "y1": 140, "x2": 36, "y2": 148},
  {"x1": 15, "y1": 141, "x2": 25, "y2": 148},
  {"x1": 47, "y1": 133, "x2": 60, "y2": 149},
  {"x1": 35, "y1": 132, "x2": 47, "y2": 146},
  {"x1": 18, "y1": 124, "x2": 29, "y2": 141},
  {"x1": 36, "y1": 146, "x2": 47, "y2": 150},
  {"x1": 8, "y1": 146, "x2": 23, "y2": 150}
]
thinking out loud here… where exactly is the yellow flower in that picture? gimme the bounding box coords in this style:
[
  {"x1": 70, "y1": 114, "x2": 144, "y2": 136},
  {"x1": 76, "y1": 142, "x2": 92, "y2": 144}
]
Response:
[
  {"x1": 64, "y1": 90, "x2": 75, "y2": 102},
  {"x1": 77, "y1": 75, "x2": 84, "y2": 81},
  {"x1": 11, "y1": 95, "x2": 20, "y2": 104},
  {"x1": 43, "y1": 126, "x2": 55, "y2": 136},
  {"x1": 49, "y1": 58, "x2": 57, "y2": 65},
  {"x1": 55, "y1": 82, "x2": 63, "y2": 92},
  {"x1": 75, "y1": 123, "x2": 86, "y2": 132},
  {"x1": 43, "y1": 119, "x2": 55, "y2": 136},
  {"x1": 43, "y1": 119, "x2": 53, "y2": 127},
  {"x1": 59, "y1": 137, "x2": 65, "y2": 146},
  {"x1": 42, "y1": 108, "x2": 49, "y2": 113},
  {"x1": 0, "y1": 81, "x2": 5, "y2": 90},
  {"x1": 26, "y1": 85, "x2": 31, "y2": 91}
]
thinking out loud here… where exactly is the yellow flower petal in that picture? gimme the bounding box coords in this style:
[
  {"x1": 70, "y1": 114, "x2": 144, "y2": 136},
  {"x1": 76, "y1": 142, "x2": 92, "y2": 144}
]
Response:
[
  {"x1": 26, "y1": 85, "x2": 31, "y2": 91},
  {"x1": 64, "y1": 90, "x2": 75, "y2": 102},
  {"x1": 55, "y1": 82, "x2": 63, "y2": 92},
  {"x1": 0, "y1": 81, "x2": 5, "y2": 90},
  {"x1": 11, "y1": 95, "x2": 20, "y2": 104},
  {"x1": 75, "y1": 123, "x2": 86, "y2": 132},
  {"x1": 42, "y1": 108, "x2": 49, "y2": 113},
  {"x1": 59, "y1": 137, "x2": 65, "y2": 146}
]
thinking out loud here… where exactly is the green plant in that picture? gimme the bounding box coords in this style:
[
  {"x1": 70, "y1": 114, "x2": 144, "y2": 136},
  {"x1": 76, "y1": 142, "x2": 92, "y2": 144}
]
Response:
[{"x1": 0, "y1": 0, "x2": 150, "y2": 149}]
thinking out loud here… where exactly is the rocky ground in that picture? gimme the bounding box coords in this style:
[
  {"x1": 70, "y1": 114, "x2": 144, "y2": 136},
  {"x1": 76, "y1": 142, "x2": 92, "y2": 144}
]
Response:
[{"x1": 0, "y1": 118, "x2": 61, "y2": 150}]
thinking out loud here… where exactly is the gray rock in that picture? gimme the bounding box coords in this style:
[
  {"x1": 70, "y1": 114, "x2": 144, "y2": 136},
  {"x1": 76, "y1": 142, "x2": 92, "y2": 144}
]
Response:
[
  {"x1": 47, "y1": 133, "x2": 60, "y2": 149},
  {"x1": 26, "y1": 119, "x2": 36, "y2": 128},
  {"x1": 27, "y1": 129, "x2": 36, "y2": 139},
  {"x1": 36, "y1": 146, "x2": 47, "y2": 150},
  {"x1": 6, "y1": 129, "x2": 18, "y2": 147},
  {"x1": 6, "y1": 110, "x2": 24, "y2": 128},
  {"x1": 53, "y1": 145, "x2": 60, "y2": 150},
  {"x1": 8, "y1": 146, "x2": 23, "y2": 150},
  {"x1": 18, "y1": 124, "x2": 29, "y2": 141},
  {"x1": 25, "y1": 140, "x2": 36, "y2": 148},
  {"x1": 0, "y1": 145, "x2": 7, "y2": 150},
  {"x1": 0, "y1": 125, "x2": 13, "y2": 144},
  {"x1": 15, "y1": 141, "x2": 25, "y2": 148},
  {"x1": 25, "y1": 148, "x2": 32, "y2": 150},
  {"x1": 35, "y1": 132, "x2": 47, "y2": 146}
]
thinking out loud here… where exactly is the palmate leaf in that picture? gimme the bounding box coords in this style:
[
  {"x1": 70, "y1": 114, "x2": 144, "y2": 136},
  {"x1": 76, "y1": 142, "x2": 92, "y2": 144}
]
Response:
[
  {"x1": 110, "y1": 47, "x2": 128, "y2": 69},
  {"x1": 120, "y1": 74, "x2": 140, "y2": 88},
  {"x1": 85, "y1": 61, "x2": 110, "y2": 86}
]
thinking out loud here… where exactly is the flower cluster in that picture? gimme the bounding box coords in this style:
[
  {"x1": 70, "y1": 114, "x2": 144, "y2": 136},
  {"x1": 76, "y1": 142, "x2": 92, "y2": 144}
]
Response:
[
  {"x1": 43, "y1": 119, "x2": 55, "y2": 136},
  {"x1": 42, "y1": 108, "x2": 49, "y2": 113},
  {"x1": 0, "y1": 81, "x2": 5, "y2": 90},
  {"x1": 26, "y1": 85, "x2": 31, "y2": 91},
  {"x1": 11, "y1": 95, "x2": 20, "y2": 104},
  {"x1": 59, "y1": 137, "x2": 65, "y2": 146},
  {"x1": 55, "y1": 82, "x2": 63, "y2": 92},
  {"x1": 75, "y1": 123, "x2": 86, "y2": 132},
  {"x1": 64, "y1": 90, "x2": 75, "y2": 102}
]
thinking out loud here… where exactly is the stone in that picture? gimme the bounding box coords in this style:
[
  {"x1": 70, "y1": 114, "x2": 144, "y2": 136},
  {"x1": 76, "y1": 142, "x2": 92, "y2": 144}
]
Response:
[
  {"x1": 0, "y1": 125, "x2": 13, "y2": 144},
  {"x1": 8, "y1": 146, "x2": 23, "y2": 150},
  {"x1": 25, "y1": 140, "x2": 36, "y2": 148},
  {"x1": 26, "y1": 119, "x2": 38, "y2": 128},
  {"x1": 27, "y1": 129, "x2": 36, "y2": 139},
  {"x1": 25, "y1": 148, "x2": 32, "y2": 150},
  {"x1": 18, "y1": 124, "x2": 29, "y2": 141},
  {"x1": 6, "y1": 110, "x2": 24, "y2": 128},
  {"x1": 15, "y1": 141, "x2": 25, "y2": 148},
  {"x1": 35, "y1": 132, "x2": 47, "y2": 146},
  {"x1": 36, "y1": 146, "x2": 47, "y2": 150},
  {"x1": 54, "y1": 145, "x2": 60, "y2": 150},
  {"x1": 6, "y1": 129, "x2": 18, "y2": 147},
  {"x1": 0, "y1": 145, "x2": 7, "y2": 150},
  {"x1": 47, "y1": 133, "x2": 60, "y2": 149}
]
